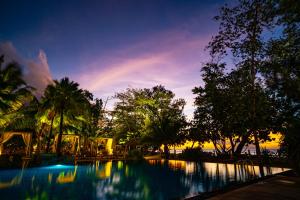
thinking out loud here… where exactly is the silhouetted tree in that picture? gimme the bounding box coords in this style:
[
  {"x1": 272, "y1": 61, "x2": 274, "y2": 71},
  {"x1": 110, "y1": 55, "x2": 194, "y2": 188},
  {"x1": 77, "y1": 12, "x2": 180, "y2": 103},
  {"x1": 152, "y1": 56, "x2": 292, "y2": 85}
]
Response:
[{"x1": 205, "y1": 0, "x2": 276, "y2": 155}]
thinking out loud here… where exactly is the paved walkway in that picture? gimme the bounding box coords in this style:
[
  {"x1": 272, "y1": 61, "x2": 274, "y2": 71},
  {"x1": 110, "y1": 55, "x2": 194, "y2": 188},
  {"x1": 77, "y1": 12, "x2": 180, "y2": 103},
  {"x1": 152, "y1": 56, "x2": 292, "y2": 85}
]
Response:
[{"x1": 209, "y1": 174, "x2": 300, "y2": 200}]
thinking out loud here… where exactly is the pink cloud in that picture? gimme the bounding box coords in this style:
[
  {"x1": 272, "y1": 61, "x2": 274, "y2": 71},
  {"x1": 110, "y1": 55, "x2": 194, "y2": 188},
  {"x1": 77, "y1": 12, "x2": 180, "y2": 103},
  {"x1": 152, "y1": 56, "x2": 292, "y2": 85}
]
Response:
[{"x1": 74, "y1": 30, "x2": 210, "y2": 116}]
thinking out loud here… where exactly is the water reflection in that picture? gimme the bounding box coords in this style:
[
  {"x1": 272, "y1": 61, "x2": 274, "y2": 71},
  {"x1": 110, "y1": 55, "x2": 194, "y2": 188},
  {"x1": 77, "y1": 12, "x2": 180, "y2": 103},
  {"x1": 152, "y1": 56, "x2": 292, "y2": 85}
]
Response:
[
  {"x1": 56, "y1": 166, "x2": 77, "y2": 184},
  {"x1": 95, "y1": 161, "x2": 112, "y2": 179},
  {"x1": 147, "y1": 160, "x2": 289, "y2": 197},
  {"x1": 0, "y1": 160, "x2": 289, "y2": 200},
  {"x1": 0, "y1": 170, "x2": 23, "y2": 189}
]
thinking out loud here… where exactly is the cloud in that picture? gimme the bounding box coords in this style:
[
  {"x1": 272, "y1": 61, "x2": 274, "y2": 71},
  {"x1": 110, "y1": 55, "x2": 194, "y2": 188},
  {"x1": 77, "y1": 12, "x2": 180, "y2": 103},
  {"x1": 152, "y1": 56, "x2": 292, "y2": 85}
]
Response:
[
  {"x1": 0, "y1": 42, "x2": 53, "y2": 96},
  {"x1": 74, "y1": 30, "x2": 210, "y2": 117}
]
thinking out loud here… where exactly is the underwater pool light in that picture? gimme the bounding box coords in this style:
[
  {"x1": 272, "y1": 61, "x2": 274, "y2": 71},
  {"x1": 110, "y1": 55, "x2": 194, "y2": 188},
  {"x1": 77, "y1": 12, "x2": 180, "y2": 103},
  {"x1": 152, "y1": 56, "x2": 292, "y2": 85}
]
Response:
[{"x1": 43, "y1": 164, "x2": 75, "y2": 170}]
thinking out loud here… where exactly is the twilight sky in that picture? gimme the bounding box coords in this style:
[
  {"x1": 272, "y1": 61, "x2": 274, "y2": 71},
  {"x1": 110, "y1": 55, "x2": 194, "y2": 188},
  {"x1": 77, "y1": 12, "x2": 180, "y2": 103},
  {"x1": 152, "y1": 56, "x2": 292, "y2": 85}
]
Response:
[{"x1": 0, "y1": 0, "x2": 230, "y2": 117}]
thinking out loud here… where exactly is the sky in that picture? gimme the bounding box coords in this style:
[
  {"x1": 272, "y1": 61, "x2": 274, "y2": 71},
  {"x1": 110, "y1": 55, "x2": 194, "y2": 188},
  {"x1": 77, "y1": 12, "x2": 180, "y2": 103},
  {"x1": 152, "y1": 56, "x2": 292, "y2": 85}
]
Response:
[{"x1": 0, "y1": 0, "x2": 230, "y2": 117}]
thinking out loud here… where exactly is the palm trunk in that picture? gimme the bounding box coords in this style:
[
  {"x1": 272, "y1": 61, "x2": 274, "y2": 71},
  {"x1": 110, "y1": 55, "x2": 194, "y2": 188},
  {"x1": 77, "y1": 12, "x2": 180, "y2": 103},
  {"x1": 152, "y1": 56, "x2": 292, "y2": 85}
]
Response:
[
  {"x1": 37, "y1": 123, "x2": 46, "y2": 155},
  {"x1": 56, "y1": 108, "x2": 64, "y2": 157},
  {"x1": 46, "y1": 114, "x2": 55, "y2": 153}
]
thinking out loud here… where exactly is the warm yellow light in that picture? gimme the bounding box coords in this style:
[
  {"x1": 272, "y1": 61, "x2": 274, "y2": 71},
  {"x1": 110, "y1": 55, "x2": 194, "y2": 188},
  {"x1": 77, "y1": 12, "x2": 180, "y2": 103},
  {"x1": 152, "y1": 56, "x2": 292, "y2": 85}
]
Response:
[
  {"x1": 168, "y1": 160, "x2": 186, "y2": 170},
  {"x1": 48, "y1": 173, "x2": 53, "y2": 184},
  {"x1": 56, "y1": 166, "x2": 77, "y2": 184},
  {"x1": 162, "y1": 133, "x2": 282, "y2": 152},
  {"x1": 260, "y1": 133, "x2": 282, "y2": 149},
  {"x1": 97, "y1": 161, "x2": 112, "y2": 179},
  {"x1": 106, "y1": 138, "x2": 113, "y2": 155}
]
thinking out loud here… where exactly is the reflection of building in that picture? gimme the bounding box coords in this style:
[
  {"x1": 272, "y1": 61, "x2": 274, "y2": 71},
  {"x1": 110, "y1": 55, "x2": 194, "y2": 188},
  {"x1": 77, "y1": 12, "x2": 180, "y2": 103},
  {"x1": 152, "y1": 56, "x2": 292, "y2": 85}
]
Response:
[
  {"x1": 56, "y1": 166, "x2": 78, "y2": 184},
  {"x1": 95, "y1": 161, "x2": 112, "y2": 179}
]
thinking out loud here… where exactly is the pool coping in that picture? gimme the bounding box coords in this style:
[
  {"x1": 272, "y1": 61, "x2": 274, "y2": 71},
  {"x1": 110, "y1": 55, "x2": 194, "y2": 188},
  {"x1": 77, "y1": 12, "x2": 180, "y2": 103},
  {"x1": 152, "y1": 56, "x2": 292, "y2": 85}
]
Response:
[{"x1": 183, "y1": 169, "x2": 295, "y2": 200}]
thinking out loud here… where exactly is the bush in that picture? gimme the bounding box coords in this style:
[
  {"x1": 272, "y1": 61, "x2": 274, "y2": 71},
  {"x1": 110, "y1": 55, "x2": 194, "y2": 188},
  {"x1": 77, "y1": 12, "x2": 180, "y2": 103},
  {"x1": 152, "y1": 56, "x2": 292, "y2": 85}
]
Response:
[
  {"x1": 126, "y1": 149, "x2": 144, "y2": 160},
  {"x1": 180, "y1": 147, "x2": 209, "y2": 160}
]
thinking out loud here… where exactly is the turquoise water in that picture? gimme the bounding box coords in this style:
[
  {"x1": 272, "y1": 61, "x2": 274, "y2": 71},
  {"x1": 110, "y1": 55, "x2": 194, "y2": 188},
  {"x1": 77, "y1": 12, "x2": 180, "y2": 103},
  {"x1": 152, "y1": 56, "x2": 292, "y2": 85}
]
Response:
[{"x1": 0, "y1": 160, "x2": 289, "y2": 200}]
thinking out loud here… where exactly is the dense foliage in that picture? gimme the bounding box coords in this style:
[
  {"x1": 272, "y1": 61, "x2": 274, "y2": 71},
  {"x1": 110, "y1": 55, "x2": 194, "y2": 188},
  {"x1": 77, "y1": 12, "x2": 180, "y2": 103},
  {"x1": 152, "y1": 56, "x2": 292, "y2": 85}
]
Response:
[{"x1": 112, "y1": 86, "x2": 187, "y2": 157}]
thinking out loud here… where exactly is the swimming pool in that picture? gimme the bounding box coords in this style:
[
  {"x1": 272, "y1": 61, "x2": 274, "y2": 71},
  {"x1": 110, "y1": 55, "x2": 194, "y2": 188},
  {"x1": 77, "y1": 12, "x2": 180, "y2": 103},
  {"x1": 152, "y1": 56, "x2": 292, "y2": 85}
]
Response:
[{"x1": 0, "y1": 160, "x2": 289, "y2": 199}]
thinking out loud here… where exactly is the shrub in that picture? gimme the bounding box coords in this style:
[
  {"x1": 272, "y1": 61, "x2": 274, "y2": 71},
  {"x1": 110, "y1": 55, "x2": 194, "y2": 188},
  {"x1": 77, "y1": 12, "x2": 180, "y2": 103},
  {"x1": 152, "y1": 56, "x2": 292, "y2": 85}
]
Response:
[
  {"x1": 126, "y1": 149, "x2": 144, "y2": 160},
  {"x1": 180, "y1": 147, "x2": 209, "y2": 160}
]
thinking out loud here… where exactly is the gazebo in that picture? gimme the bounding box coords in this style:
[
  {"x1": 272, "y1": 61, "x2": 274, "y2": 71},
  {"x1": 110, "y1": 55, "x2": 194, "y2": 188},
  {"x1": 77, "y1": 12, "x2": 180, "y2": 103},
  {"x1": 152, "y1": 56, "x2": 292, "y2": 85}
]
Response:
[
  {"x1": 0, "y1": 132, "x2": 32, "y2": 156},
  {"x1": 93, "y1": 137, "x2": 114, "y2": 155}
]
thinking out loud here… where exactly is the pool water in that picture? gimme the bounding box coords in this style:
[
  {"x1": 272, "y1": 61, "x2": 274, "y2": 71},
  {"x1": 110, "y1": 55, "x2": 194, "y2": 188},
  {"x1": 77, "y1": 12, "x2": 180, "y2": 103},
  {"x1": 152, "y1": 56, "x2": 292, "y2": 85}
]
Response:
[{"x1": 0, "y1": 160, "x2": 289, "y2": 200}]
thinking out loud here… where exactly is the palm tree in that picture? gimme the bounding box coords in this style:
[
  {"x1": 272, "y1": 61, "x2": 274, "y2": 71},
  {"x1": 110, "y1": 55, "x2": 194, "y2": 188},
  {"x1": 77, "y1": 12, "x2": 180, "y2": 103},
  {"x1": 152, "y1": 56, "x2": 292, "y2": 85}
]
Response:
[
  {"x1": 0, "y1": 55, "x2": 33, "y2": 129},
  {"x1": 43, "y1": 77, "x2": 88, "y2": 156}
]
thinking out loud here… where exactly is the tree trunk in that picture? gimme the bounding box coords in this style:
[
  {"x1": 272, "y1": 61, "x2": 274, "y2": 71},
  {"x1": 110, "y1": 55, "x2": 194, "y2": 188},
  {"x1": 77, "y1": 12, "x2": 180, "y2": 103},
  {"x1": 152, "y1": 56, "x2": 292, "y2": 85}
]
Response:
[
  {"x1": 46, "y1": 115, "x2": 55, "y2": 153},
  {"x1": 164, "y1": 144, "x2": 169, "y2": 159},
  {"x1": 235, "y1": 134, "x2": 248, "y2": 155},
  {"x1": 221, "y1": 139, "x2": 226, "y2": 154},
  {"x1": 250, "y1": 4, "x2": 260, "y2": 157},
  {"x1": 212, "y1": 141, "x2": 221, "y2": 155},
  {"x1": 229, "y1": 136, "x2": 235, "y2": 156},
  {"x1": 254, "y1": 131, "x2": 261, "y2": 156},
  {"x1": 56, "y1": 108, "x2": 64, "y2": 157},
  {"x1": 191, "y1": 141, "x2": 195, "y2": 148},
  {"x1": 37, "y1": 123, "x2": 46, "y2": 156}
]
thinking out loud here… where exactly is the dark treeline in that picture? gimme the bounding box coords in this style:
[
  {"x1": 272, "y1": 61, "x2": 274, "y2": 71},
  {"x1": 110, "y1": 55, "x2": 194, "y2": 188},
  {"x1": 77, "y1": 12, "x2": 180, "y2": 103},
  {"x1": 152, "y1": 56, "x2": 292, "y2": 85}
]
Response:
[
  {"x1": 0, "y1": 0, "x2": 299, "y2": 170},
  {"x1": 191, "y1": 0, "x2": 300, "y2": 169}
]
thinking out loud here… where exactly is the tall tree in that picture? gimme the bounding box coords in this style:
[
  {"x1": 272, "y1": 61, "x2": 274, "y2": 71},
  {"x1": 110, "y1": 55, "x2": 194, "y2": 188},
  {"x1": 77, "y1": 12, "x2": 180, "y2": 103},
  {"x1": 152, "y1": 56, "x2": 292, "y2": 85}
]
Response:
[
  {"x1": 43, "y1": 77, "x2": 88, "y2": 156},
  {"x1": 192, "y1": 63, "x2": 229, "y2": 154},
  {"x1": 113, "y1": 88, "x2": 145, "y2": 145},
  {"x1": 113, "y1": 86, "x2": 187, "y2": 158},
  {"x1": 207, "y1": 0, "x2": 275, "y2": 155},
  {"x1": 139, "y1": 86, "x2": 187, "y2": 158},
  {"x1": 193, "y1": 60, "x2": 274, "y2": 155}
]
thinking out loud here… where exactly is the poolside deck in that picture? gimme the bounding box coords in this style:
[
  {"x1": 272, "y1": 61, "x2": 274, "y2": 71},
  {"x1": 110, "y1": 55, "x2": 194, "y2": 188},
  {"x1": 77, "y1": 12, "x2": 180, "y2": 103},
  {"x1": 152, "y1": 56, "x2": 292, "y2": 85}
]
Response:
[{"x1": 208, "y1": 172, "x2": 300, "y2": 200}]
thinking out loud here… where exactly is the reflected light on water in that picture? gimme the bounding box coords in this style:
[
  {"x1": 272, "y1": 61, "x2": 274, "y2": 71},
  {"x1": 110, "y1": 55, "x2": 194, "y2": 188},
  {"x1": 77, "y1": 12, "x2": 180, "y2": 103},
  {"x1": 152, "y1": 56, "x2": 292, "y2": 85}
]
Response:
[
  {"x1": 56, "y1": 166, "x2": 77, "y2": 184},
  {"x1": 148, "y1": 159, "x2": 196, "y2": 174},
  {"x1": 96, "y1": 161, "x2": 112, "y2": 179},
  {"x1": 117, "y1": 161, "x2": 123, "y2": 169},
  {"x1": 48, "y1": 173, "x2": 52, "y2": 184},
  {"x1": 0, "y1": 174, "x2": 22, "y2": 189},
  {"x1": 0, "y1": 160, "x2": 290, "y2": 200},
  {"x1": 148, "y1": 159, "x2": 289, "y2": 179}
]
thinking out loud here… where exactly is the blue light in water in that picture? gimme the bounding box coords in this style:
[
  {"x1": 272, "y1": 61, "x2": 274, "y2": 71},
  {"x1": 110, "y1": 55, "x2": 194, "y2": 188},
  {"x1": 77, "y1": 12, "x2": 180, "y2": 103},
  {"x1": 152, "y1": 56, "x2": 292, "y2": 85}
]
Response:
[{"x1": 43, "y1": 164, "x2": 74, "y2": 170}]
